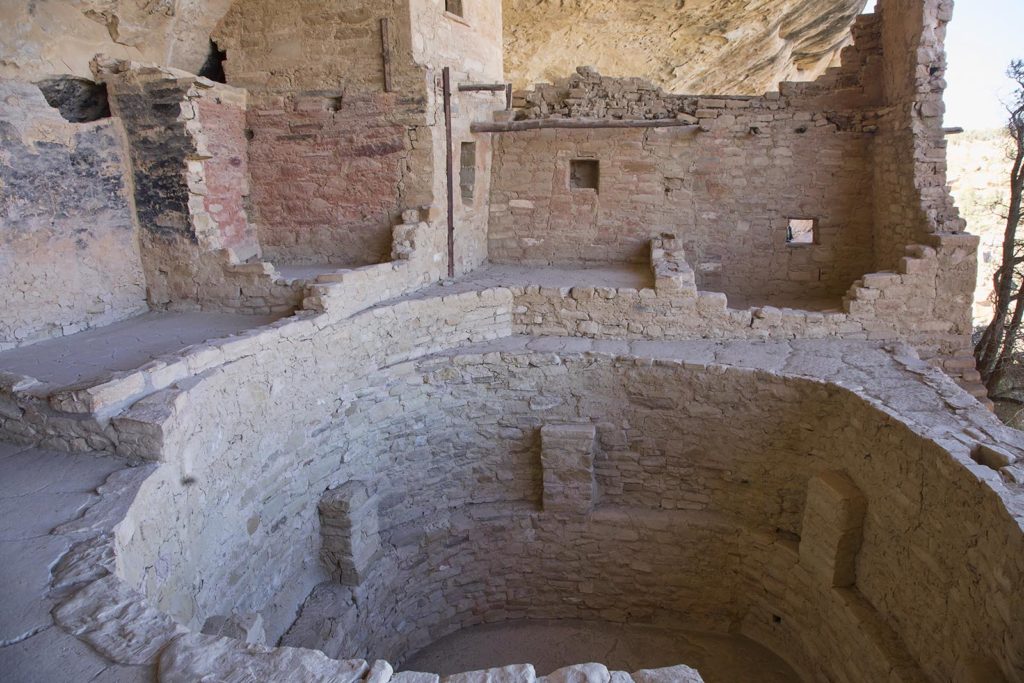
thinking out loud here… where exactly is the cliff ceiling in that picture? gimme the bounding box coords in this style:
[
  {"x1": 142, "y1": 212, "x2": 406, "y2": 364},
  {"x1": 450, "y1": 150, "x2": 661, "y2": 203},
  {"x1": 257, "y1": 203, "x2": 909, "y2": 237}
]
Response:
[
  {"x1": 502, "y1": 0, "x2": 872, "y2": 94},
  {"x1": 2, "y1": 0, "x2": 870, "y2": 96}
]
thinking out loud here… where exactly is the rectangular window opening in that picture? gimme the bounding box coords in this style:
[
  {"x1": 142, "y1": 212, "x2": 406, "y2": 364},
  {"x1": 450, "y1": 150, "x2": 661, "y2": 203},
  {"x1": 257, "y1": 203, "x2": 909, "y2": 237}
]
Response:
[
  {"x1": 570, "y1": 159, "x2": 600, "y2": 192},
  {"x1": 445, "y1": 0, "x2": 464, "y2": 17},
  {"x1": 787, "y1": 218, "x2": 817, "y2": 245},
  {"x1": 460, "y1": 141, "x2": 477, "y2": 205}
]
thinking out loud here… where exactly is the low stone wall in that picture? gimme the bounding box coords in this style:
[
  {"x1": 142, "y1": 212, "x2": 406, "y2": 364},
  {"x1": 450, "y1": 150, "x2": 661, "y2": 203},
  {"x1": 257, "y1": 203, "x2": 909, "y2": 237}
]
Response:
[
  {"x1": 0, "y1": 214, "x2": 447, "y2": 453},
  {"x1": 506, "y1": 233, "x2": 979, "y2": 390}
]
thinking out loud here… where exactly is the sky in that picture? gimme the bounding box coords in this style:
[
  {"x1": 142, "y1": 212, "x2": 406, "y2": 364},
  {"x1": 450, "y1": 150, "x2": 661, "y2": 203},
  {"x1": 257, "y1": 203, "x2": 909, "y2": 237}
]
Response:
[{"x1": 944, "y1": 0, "x2": 1024, "y2": 130}]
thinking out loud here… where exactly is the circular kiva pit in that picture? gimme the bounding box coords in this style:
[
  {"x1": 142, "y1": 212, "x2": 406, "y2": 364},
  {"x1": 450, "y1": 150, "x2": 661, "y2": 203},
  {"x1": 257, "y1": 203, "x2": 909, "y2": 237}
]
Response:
[{"x1": 55, "y1": 332, "x2": 1024, "y2": 682}]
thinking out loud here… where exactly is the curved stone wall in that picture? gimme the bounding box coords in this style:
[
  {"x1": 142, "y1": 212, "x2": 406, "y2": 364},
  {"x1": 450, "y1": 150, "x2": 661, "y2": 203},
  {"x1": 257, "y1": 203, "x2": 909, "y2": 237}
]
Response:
[{"x1": 98, "y1": 293, "x2": 1024, "y2": 681}]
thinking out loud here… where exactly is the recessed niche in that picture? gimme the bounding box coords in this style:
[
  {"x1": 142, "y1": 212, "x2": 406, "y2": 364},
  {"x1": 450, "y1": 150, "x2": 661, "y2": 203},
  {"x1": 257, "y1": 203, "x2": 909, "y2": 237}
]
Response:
[
  {"x1": 786, "y1": 218, "x2": 817, "y2": 245},
  {"x1": 445, "y1": 0, "x2": 464, "y2": 17},
  {"x1": 570, "y1": 159, "x2": 600, "y2": 192},
  {"x1": 35, "y1": 77, "x2": 110, "y2": 123},
  {"x1": 198, "y1": 40, "x2": 228, "y2": 84},
  {"x1": 460, "y1": 141, "x2": 477, "y2": 204}
]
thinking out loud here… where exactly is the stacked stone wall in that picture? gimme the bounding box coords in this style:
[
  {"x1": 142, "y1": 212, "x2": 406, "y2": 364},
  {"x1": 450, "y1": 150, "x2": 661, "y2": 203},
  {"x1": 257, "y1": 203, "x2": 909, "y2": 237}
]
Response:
[
  {"x1": 485, "y1": 12, "x2": 888, "y2": 299},
  {"x1": 486, "y1": 0, "x2": 968, "y2": 318},
  {"x1": 246, "y1": 91, "x2": 430, "y2": 266},
  {"x1": 97, "y1": 61, "x2": 310, "y2": 314},
  {"x1": 487, "y1": 109, "x2": 876, "y2": 302},
  {"x1": 95, "y1": 325, "x2": 1024, "y2": 681}
]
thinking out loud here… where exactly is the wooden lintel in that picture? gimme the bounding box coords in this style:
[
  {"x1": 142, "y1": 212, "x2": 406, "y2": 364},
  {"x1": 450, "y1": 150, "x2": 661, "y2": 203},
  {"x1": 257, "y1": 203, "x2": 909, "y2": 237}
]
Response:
[
  {"x1": 457, "y1": 83, "x2": 509, "y2": 92},
  {"x1": 471, "y1": 118, "x2": 702, "y2": 134},
  {"x1": 380, "y1": 18, "x2": 394, "y2": 93},
  {"x1": 443, "y1": 67, "x2": 455, "y2": 278}
]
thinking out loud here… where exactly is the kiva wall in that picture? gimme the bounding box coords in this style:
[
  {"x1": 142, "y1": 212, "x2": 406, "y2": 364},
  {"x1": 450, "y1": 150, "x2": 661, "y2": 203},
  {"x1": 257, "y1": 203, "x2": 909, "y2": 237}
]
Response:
[
  {"x1": 103, "y1": 286, "x2": 1023, "y2": 680},
  {"x1": 0, "y1": 79, "x2": 147, "y2": 350}
]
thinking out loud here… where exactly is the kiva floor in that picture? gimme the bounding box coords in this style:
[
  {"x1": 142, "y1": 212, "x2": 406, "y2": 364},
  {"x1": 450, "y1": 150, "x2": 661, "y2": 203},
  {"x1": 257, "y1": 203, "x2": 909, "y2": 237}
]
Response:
[{"x1": 401, "y1": 619, "x2": 800, "y2": 682}]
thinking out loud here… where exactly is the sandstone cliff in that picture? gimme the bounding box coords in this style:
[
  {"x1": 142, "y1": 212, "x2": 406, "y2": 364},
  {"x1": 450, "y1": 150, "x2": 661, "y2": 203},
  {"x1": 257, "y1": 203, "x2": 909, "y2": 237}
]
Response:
[{"x1": 503, "y1": 0, "x2": 871, "y2": 94}]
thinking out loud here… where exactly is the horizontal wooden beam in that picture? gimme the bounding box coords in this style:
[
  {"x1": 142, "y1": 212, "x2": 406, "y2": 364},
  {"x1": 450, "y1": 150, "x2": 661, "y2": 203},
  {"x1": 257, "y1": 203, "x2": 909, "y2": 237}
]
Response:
[
  {"x1": 458, "y1": 83, "x2": 509, "y2": 92},
  {"x1": 471, "y1": 118, "x2": 701, "y2": 134}
]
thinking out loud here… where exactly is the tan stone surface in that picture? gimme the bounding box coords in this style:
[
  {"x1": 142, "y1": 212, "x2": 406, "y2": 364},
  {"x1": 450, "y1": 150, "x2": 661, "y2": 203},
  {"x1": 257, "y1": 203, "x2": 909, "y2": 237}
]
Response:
[
  {"x1": 0, "y1": 79, "x2": 147, "y2": 350},
  {"x1": 0, "y1": 1, "x2": 1019, "y2": 682},
  {"x1": 0, "y1": 0, "x2": 233, "y2": 81},
  {"x1": 502, "y1": 0, "x2": 869, "y2": 95}
]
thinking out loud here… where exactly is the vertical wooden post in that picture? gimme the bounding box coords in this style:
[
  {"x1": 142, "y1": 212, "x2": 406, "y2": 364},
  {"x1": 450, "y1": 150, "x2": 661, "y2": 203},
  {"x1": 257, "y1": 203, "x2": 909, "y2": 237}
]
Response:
[
  {"x1": 380, "y1": 18, "x2": 394, "y2": 93},
  {"x1": 505, "y1": 82, "x2": 513, "y2": 111},
  {"x1": 443, "y1": 67, "x2": 455, "y2": 278}
]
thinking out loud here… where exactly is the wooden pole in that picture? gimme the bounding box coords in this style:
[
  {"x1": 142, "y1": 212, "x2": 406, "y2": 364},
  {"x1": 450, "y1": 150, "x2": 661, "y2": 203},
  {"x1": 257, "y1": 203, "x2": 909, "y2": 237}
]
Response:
[
  {"x1": 380, "y1": 19, "x2": 394, "y2": 92},
  {"x1": 471, "y1": 119, "x2": 701, "y2": 134},
  {"x1": 457, "y1": 83, "x2": 508, "y2": 92},
  {"x1": 443, "y1": 67, "x2": 455, "y2": 278}
]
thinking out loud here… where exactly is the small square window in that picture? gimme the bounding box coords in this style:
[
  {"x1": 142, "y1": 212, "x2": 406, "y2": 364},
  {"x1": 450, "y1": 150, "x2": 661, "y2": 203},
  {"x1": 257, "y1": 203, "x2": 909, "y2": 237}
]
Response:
[
  {"x1": 445, "y1": 0, "x2": 464, "y2": 17},
  {"x1": 787, "y1": 218, "x2": 816, "y2": 245},
  {"x1": 570, "y1": 159, "x2": 599, "y2": 192}
]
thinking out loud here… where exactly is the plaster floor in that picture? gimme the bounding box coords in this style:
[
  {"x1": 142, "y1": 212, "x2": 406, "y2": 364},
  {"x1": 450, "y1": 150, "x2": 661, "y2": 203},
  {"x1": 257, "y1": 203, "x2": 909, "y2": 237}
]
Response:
[
  {"x1": 0, "y1": 441, "x2": 150, "y2": 682},
  {"x1": 0, "y1": 310, "x2": 281, "y2": 388},
  {"x1": 401, "y1": 619, "x2": 800, "y2": 682}
]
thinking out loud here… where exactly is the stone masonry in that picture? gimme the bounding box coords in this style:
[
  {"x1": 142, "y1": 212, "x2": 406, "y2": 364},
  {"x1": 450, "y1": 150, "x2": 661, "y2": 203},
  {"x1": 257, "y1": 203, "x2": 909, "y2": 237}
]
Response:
[{"x1": 0, "y1": 1, "x2": 1020, "y2": 683}]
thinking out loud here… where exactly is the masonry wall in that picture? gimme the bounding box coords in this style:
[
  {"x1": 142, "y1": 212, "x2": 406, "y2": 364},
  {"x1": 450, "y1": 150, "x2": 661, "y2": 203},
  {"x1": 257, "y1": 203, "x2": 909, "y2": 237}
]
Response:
[
  {"x1": 484, "y1": 29, "x2": 886, "y2": 303},
  {"x1": 0, "y1": 79, "x2": 147, "y2": 350},
  {"x1": 101, "y1": 285, "x2": 1023, "y2": 681},
  {"x1": 213, "y1": 0, "x2": 504, "y2": 272},
  {"x1": 99, "y1": 63, "x2": 306, "y2": 314},
  {"x1": 214, "y1": 0, "x2": 435, "y2": 267},
  {"x1": 410, "y1": 0, "x2": 504, "y2": 274},
  {"x1": 870, "y1": 0, "x2": 964, "y2": 272},
  {"x1": 285, "y1": 348, "x2": 1023, "y2": 682},
  {"x1": 487, "y1": 109, "x2": 875, "y2": 302},
  {"x1": 485, "y1": 0, "x2": 969, "y2": 309}
]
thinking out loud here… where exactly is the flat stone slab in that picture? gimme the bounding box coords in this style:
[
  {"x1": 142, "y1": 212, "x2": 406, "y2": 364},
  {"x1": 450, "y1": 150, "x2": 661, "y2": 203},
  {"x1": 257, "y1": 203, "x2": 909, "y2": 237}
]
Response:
[
  {"x1": 0, "y1": 311, "x2": 281, "y2": 389},
  {"x1": 0, "y1": 444, "x2": 129, "y2": 647}
]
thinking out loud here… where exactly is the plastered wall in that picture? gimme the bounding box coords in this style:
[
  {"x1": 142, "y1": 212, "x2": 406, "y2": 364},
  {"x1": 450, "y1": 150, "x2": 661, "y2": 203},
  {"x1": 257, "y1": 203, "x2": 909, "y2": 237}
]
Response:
[{"x1": 0, "y1": 79, "x2": 147, "y2": 349}]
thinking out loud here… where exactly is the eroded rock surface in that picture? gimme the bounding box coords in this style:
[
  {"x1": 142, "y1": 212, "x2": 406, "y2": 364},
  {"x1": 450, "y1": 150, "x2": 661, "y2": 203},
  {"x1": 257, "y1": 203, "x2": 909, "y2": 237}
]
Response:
[{"x1": 503, "y1": 0, "x2": 870, "y2": 94}]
